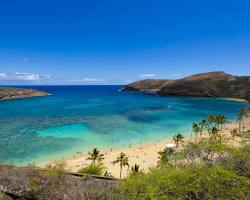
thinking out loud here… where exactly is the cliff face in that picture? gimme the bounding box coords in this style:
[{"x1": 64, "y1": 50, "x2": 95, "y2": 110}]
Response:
[
  {"x1": 0, "y1": 87, "x2": 48, "y2": 100},
  {"x1": 123, "y1": 72, "x2": 250, "y2": 100}
]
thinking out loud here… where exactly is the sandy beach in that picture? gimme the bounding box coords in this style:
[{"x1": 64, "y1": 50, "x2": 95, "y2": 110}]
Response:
[{"x1": 40, "y1": 116, "x2": 250, "y2": 178}]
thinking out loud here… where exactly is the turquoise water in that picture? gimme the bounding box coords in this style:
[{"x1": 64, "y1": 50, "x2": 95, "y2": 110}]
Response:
[{"x1": 0, "y1": 85, "x2": 247, "y2": 165}]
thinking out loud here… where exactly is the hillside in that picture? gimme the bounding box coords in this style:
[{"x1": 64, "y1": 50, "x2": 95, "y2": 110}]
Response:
[
  {"x1": 0, "y1": 164, "x2": 120, "y2": 200},
  {"x1": 123, "y1": 72, "x2": 250, "y2": 101},
  {"x1": 0, "y1": 87, "x2": 48, "y2": 100}
]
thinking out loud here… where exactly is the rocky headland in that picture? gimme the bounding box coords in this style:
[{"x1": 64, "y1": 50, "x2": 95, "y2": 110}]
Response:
[
  {"x1": 122, "y1": 71, "x2": 250, "y2": 101},
  {"x1": 0, "y1": 87, "x2": 48, "y2": 100}
]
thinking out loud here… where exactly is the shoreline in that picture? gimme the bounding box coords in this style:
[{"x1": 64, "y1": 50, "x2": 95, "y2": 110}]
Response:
[
  {"x1": 222, "y1": 97, "x2": 248, "y2": 102},
  {"x1": 38, "y1": 116, "x2": 250, "y2": 178}
]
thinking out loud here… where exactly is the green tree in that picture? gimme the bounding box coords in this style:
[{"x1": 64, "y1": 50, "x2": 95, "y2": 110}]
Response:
[
  {"x1": 129, "y1": 164, "x2": 143, "y2": 176},
  {"x1": 157, "y1": 147, "x2": 174, "y2": 167},
  {"x1": 216, "y1": 115, "x2": 229, "y2": 130},
  {"x1": 173, "y1": 133, "x2": 184, "y2": 148},
  {"x1": 207, "y1": 115, "x2": 216, "y2": 128},
  {"x1": 238, "y1": 109, "x2": 247, "y2": 133},
  {"x1": 192, "y1": 123, "x2": 200, "y2": 141},
  {"x1": 112, "y1": 152, "x2": 129, "y2": 178},
  {"x1": 86, "y1": 148, "x2": 104, "y2": 164},
  {"x1": 199, "y1": 119, "x2": 208, "y2": 137},
  {"x1": 210, "y1": 127, "x2": 219, "y2": 141}
]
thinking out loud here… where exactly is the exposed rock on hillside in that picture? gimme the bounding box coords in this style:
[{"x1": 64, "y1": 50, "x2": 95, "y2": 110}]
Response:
[
  {"x1": 123, "y1": 72, "x2": 250, "y2": 101},
  {"x1": 0, "y1": 87, "x2": 48, "y2": 100},
  {"x1": 0, "y1": 164, "x2": 120, "y2": 200}
]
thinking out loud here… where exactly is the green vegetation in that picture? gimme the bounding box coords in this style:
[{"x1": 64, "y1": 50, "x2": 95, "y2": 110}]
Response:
[
  {"x1": 129, "y1": 164, "x2": 143, "y2": 176},
  {"x1": 86, "y1": 147, "x2": 105, "y2": 164},
  {"x1": 191, "y1": 114, "x2": 228, "y2": 141},
  {"x1": 191, "y1": 122, "x2": 200, "y2": 141},
  {"x1": 158, "y1": 147, "x2": 174, "y2": 167},
  {"x1": 112, "y1": 152, "x2": 129, "y2": 178},
  {"x1": 114, "y1": 111, "x2": 250, "y2": 199},
  {"x1": 242, "y1": 130, "x2": 250, "y2": 141},
  {"x1": 115, "y1": 136, "x2": 250, "y2": 199},
  {"x1": 117, "y1": 165, "x2": 250, "y2": 199},
  {"x1": 173, "y1": 133, "x2": 184, "y2": 148},
  {"x1": 77, "y1": 147, "x2": 106, "y2": 176},
  {"x1": 44, "y1": 161, "x2": 66, "y2": 177},
  {"x1": 238, "y1": 108, "x2": 248, "y2": 133},
  {"x1": 27, "y1": 177, "x2": 41, "y2": 192},
  {"x1": 222, "y1": 144, "x2": 250, "y2": 178},
  {"x1": 78, "y1": 163, "x2": 105, "y2": 175}
]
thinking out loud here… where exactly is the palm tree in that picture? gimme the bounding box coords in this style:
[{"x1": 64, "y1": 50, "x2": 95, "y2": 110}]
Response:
[
  {"x1": 238, "y1": 109, "x2": 247, "y2": 133},
  {"x1": 129, "y1": 164, "x2": 143, "y2": 176},
  {"x1": 216, "y1": 115, "x2": 229, "y2": 131},
  {"x1": 210, "y1": 127, "x2": 219, "y2": 141},
  {"x1": 86, "y1": 148, "x2": 104, "y2": 164},
  {"x1": 157, "y1": 147, "x2": 174, "y2": 167},
  {"x1": 207, "y1": 115, "x2": 216, "y2": 128},
  {"x1": 173, "y1": 133, "x2": 184, "y2": 148},
  {"x1": 192, "y1": 123, "x2": 200, "y2": 141},
  {"x1": 112, "y1": 152, "x2": 129, "y2": 178},
  {"x1": 199, "y1": 119, "x2": 208, "y2": 137}
]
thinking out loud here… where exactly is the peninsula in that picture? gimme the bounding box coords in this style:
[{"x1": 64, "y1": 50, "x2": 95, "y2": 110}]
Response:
[
  {"x1": 0, "y1": 87, "x2": 48, "y2": 100},
  {"x1": 123, "y1": 72, "x2": 250, "y2": 101}
]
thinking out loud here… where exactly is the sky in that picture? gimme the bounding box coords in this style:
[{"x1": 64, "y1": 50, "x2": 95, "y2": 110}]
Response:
[{"x1": 0, "y1": 0, "x2": 250, "y2": 85}]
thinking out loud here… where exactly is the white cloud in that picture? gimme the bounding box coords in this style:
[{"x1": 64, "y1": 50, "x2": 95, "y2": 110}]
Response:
[
  {"x1": 39, "y1": 74, "x2": 51, "y2": 79},
  {"x1": 67, "y1": 77, "x2": 106, "y2": 83},
  {"x1": 139, "y1": 74, "x2": 156, "y2": 78},
  {"x1": 0, "y1": 73, "x2": 6, "y2": 79},
  {"x1": 15, "y1": 72, "x2": 40, "y2": 81},
  {"x1": 82, "y1": 77, "x2": 106, "y2": 82},
  {"x1": 0, "y1": 72, "x2": 51, "y2": 81}
]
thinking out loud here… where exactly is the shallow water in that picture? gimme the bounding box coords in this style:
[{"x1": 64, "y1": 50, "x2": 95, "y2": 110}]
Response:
[{"x1": 0, "y1": 85, "x2": 247, "y2": 165}]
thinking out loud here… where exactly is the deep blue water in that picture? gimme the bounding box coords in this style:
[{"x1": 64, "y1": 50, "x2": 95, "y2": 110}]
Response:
[{"x1": 0, "y1": 85, "x2": 247, "y2": 165}]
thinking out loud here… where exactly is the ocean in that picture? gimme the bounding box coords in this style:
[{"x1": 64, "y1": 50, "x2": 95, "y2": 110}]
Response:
[{"x1": 0, "y1": 85, "x2": 247, "y2": 165}]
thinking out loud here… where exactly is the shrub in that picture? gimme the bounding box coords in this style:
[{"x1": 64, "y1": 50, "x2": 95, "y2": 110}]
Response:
[
  {"x1": 116, "y1": 165, "x2": 250, "y2": 200},
  {"x1": 78, "y1": 163, "x2": 105, "y2": 176},
  {"x1": 242, "y1": 130, "x2": 250, "y2": 140},
  {"x1": 222, "y1": 144, "x2": 250, "y2": 178},
  {"x1": 44, "y1": 161, "x2": 66, "y2": 177},
  {"x1": 28, "y1": 177, "x2": 41, "y2": 192}
]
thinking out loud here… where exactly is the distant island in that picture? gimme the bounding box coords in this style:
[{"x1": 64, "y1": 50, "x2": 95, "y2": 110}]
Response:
[
  {"x1": 122, "y1": 71, "x2": 250, "y2": 101},
  {"x1": 0, "y1": 87, "x2": 48, "y2": 100}
]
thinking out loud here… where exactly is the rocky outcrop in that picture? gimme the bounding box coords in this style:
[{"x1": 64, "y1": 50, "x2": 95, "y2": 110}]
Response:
[
  {"x1": 122, "y1": 72, "x2": 250, "y2": 101},
  {"x1": 0, "y1": 87, "x2": 48, "y2": 100},
  {"x1": 0, "y1": 164, "x2": 120, "y2": 200},
  {"x1": 0, "y1": 192, "x2": 13, "y2": 200}
]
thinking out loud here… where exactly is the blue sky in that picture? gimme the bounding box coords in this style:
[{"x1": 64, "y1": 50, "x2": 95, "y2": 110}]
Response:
[{"x1": 0, "y1": 0, "x2": 250, "y2": 85}]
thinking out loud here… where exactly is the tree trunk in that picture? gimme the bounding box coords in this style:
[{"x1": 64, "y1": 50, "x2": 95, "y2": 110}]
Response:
[
  {"x1": 120, "y1": 165, "x2": 122, "y2": 178},
  {"x1": 243, "y1": 120, "x2": 245, "y2": 133},
  {"x1": 239, "y1": 121, "x2": 241, "y2": 133}
]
